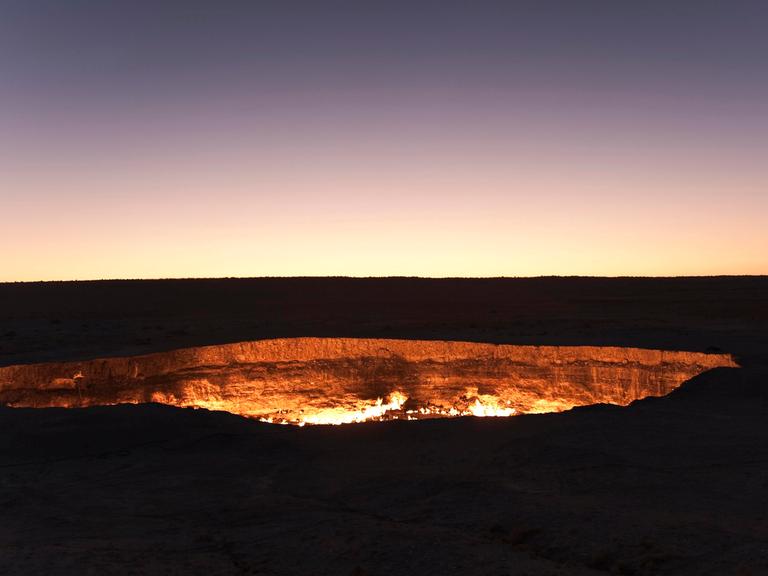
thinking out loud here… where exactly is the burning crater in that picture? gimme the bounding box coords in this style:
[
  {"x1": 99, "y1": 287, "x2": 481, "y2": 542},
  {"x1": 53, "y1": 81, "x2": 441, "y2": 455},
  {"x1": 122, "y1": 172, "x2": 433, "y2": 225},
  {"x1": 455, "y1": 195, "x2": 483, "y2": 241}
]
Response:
[{"x1": 0, "y1": 338, "x2": 736, "y2": 425}]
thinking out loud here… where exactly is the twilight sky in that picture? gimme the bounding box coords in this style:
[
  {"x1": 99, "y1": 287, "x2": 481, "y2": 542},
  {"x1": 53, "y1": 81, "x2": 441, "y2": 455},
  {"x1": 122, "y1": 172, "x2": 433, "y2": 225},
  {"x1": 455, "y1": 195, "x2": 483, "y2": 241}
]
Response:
[{"x1": 1, "y1": 1, "x2": 766, "y2": 280}]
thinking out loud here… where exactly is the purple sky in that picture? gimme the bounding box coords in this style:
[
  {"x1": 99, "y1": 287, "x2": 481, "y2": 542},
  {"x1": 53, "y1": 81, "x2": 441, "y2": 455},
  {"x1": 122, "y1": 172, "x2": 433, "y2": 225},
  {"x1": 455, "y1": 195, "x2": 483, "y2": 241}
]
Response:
[{"x1": 2, "y1": 1, "x2": 767, "y2": 280}]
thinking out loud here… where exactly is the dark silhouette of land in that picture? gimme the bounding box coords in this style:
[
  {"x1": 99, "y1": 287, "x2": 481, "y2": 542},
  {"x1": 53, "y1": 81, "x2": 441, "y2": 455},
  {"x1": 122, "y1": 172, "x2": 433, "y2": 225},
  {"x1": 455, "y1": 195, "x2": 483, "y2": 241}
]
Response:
[
  {"x1": 1, "y1": 277, "x2": 767, "y2": 574},
  {"x1": 1, "y1": 276, "x2": 766, "y2": 366}
]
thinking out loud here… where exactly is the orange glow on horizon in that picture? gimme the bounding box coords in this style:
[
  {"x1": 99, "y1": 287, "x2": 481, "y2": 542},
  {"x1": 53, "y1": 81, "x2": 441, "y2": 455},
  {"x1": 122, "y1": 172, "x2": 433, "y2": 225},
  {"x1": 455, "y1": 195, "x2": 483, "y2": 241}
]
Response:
[{"x1": 2, "y1": 109, "x2": 766, "y2": 282}]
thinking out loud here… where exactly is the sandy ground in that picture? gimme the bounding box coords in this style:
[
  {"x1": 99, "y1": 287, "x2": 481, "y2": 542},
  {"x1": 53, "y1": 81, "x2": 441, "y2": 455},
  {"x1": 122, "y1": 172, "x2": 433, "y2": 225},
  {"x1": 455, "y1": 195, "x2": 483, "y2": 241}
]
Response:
[{"x1": 0, "y1": 277, "x2": 767, "y2": 574}]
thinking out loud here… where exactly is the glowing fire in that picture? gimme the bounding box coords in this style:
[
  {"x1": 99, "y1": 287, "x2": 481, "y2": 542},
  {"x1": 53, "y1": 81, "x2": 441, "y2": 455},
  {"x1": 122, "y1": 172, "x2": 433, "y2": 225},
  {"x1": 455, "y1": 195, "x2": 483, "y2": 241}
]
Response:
[
  {"x1": 252, "y1": 390, "x2": 522, "y2": 426},
  {"x1": 468, "y1": 398, "x2": 516, "y2": 417},
  {"x1": 297, "y1": 391, "x2": 409, "y2": 426}
]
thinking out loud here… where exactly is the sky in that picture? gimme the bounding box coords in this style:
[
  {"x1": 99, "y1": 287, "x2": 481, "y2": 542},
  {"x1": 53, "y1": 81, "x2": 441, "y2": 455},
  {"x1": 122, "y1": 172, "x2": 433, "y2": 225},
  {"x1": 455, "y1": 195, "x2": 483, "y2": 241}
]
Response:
[{"x1": 1, "y1": 0, "x2": 767, "y2": 281}]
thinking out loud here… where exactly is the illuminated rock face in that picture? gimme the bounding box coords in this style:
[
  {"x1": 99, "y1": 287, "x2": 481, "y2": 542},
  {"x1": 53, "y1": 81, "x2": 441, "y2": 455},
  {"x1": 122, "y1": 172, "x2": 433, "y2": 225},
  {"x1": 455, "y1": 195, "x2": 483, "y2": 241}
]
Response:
[{"x1": 0, "y1": 338, "x2": 737, "y2": 424}]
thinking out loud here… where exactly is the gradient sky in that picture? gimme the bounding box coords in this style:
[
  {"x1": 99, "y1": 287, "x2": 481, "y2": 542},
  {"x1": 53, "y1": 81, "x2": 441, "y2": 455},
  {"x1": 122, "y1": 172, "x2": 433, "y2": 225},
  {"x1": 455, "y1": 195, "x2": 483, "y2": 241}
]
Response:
[{"x1": 2, "y1": 0, "x2": 767, "y2": 280}]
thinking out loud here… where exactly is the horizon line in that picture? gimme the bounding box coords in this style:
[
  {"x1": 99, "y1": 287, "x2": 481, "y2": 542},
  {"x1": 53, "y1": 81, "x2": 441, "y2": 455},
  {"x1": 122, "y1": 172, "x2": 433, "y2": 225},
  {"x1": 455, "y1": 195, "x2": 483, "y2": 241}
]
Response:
[{"x1": 2, "y1": 274, "x2": 767, "y2": 285}]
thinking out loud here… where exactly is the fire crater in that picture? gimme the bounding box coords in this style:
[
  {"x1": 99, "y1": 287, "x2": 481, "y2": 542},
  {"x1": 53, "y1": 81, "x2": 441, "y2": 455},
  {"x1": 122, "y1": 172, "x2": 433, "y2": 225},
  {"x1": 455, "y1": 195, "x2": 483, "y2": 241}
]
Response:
[{"x1": 0, "y1": 338, "x2": 736, "y2": 425}]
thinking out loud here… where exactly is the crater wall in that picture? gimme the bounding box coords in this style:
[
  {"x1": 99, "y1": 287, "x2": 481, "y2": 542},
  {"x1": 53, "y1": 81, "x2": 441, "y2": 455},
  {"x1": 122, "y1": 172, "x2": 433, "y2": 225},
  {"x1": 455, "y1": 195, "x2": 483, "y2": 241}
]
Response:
[{"x1": 0, "y1": 338, "x2": 737, "y2": 423}]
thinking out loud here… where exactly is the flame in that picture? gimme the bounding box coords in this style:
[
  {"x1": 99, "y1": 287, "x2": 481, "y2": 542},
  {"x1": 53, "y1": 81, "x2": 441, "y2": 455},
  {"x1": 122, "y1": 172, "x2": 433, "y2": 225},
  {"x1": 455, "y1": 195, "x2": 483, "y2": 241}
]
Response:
[
  {"x1": 294, "y1": 391, "x2": 409, "y2": 426},
  {"x1": 250, "y1": 390, "x2": 521, "y2": 426},
  {"x1": 468, "y1": 398, "x2": 515, "y2": 417},
  {"x1": 255, "y1": 391, "x2": 520, "y2": 426},
  {"x1": 406, "y1": 396, "x2": 516, "y2": 419}
]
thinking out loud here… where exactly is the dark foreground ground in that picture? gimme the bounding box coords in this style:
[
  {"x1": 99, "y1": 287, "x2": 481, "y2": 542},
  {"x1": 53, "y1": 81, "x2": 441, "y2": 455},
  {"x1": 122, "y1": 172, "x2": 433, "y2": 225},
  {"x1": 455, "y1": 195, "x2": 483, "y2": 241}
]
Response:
[
  {"x1": 1, "y1": 369, "x2": 767, "y2": 575},
  {"x1": 1, "y1": 277, "x2": 767, "y2": 574}
]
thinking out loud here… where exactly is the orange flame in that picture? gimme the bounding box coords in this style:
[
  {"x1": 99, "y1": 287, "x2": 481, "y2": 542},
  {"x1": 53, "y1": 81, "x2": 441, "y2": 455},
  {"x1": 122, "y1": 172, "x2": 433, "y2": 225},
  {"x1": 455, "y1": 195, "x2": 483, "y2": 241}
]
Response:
[
  {"x1": 297, "y1": 391, "x2": 409, "y2": 426},
  {"x1": 250, "y1": 390, "x2": 524, "y2": 426}
]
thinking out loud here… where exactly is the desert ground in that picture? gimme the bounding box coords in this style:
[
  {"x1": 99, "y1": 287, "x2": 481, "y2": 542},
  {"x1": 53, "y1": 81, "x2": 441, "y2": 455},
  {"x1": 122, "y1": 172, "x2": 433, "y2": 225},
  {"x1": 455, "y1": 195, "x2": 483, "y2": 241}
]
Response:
[{"x1": 1, "y1": 277, "x2": 767, "y2": 574}]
